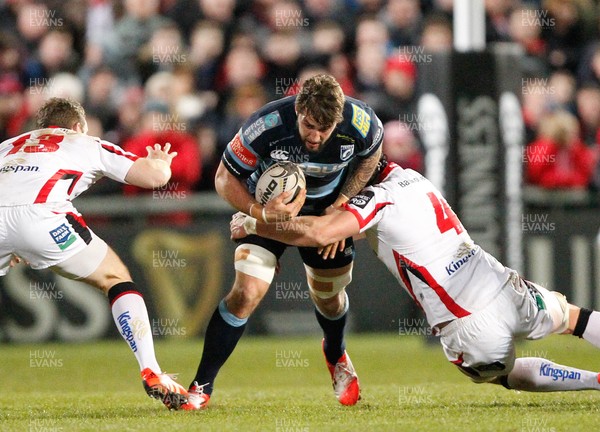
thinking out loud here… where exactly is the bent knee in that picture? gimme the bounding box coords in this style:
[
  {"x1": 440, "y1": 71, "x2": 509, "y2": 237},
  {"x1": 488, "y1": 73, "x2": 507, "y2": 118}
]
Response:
[{"x1": 305, "y1": 263, "x2": 352, "y2": 299}]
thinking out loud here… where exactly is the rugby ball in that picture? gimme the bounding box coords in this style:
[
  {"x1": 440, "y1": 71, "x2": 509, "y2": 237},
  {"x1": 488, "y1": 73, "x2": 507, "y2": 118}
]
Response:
[{"x1": 255, "y1": 162, "x2": 306, "y2": 204}]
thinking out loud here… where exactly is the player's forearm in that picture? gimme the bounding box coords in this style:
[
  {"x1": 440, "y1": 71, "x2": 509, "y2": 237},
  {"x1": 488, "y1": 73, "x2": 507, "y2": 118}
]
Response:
[
  {"x1": 339, "y1": 146, "x2": 382, "y2": 200},
  {"x1": 255, "y1": 216, "x2": 329, "y2": 247},
  {"x1": 125, "y1": 159, "x2": 171, "y2": 189}
]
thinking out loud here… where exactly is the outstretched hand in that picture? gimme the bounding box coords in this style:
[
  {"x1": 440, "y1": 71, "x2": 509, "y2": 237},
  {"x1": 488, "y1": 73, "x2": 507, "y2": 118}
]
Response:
[{"x1": 146, "y1": 143, "x2": 178, "y2": 165}]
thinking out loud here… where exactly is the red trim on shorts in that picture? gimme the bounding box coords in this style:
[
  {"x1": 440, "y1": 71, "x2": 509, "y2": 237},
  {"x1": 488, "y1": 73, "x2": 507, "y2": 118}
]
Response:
[
  {"x1": 397, "y1": 253, "x2": 471, "y2": 319},
  {"x1": 451, "y1": 353, "x2": 464, "y2": 365},
  {"x1": 110, "y1": 290, "x2": 142, "y2": 306}
]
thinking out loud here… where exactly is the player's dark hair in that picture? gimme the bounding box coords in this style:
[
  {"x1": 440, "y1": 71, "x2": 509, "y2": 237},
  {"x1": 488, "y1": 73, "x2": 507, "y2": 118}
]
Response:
[
  {"x1": 295, "y1": 74, "x2": 344, "y2": 128},
  {"x1": 36, "y1": 97, "x2": 86, "y2": 129}
]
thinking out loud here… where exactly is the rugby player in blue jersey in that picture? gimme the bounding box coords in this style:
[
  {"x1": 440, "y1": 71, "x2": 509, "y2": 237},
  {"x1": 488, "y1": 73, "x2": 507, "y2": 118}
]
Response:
[{"x1": 183, "y1": 74, "x2": 383, "y2": 409}]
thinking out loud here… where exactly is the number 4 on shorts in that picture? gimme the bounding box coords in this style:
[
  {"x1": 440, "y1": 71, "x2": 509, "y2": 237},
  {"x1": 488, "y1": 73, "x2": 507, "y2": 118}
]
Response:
[{"x1": 426, "y1": 192, "x2": 464, "y2": 235}]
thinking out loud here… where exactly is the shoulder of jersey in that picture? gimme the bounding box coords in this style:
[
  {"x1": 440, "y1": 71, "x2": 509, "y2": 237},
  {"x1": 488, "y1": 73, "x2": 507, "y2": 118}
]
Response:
[
  {"x1": 240, "y1": 95, "x2": 296, "y2": 146},
  {"x1": 341, "y1": 97, "x2": 375, "y2": 140}
]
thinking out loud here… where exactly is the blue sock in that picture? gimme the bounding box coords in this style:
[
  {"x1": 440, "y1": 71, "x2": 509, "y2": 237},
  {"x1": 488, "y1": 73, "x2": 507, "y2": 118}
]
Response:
[
  {"x1": 315, "y1": 295, "x2": 349, "y2": 365},
  {"x1": 192, "y1": 300, "x2": 247, "y2": 395}
]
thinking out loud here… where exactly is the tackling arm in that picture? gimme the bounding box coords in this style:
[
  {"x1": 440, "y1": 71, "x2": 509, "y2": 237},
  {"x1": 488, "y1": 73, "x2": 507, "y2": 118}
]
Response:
[{"x1": 233, "y1": 209, "x2": 361, "y2": 248}]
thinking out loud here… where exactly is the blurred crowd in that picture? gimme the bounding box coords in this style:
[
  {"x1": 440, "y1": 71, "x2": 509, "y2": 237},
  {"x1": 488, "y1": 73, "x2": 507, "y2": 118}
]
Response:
[{"x1": 1, "y1": 0, "x2": 600, "y2": 193}]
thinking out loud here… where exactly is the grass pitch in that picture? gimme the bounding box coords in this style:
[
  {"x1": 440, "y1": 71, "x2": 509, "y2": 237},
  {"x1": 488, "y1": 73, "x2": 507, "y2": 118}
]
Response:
[{"x1": 2, "y1": 334, "x2": 599, "y2": 431}]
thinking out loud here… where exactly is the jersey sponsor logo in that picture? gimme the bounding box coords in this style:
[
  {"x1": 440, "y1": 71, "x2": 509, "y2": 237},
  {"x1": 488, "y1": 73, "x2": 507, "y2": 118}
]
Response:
[
  {"x1": 445, "y1": 243, "x2": 476, "y2": 276},
  {"x1": 0, "y1": 162, "x2": 40, "y2": 173},
  {"x1": 229, "y1": 134, "x2": 257, "y2": 168},
  {"x1": 298, "y1": 161, "x2": 348, "y2": 176},
  {"x1": 49, "y1": 223, "x2": 76, "y2": 250},
  {"x1": 351, "y1": 104, "x2": 371, "y2": 138},
  {"x1": 117, "y1": 311, "x2": 138, "y2": 353},
  {"x1": 348, "y1": 190, "x2": 374, "y2": 209},
  {"x1": 270, "y1": 149, "x2": 290, "y2": 161},
  {"x1": 340, "y1": 144, "x2": 354, "y2": 161},
  {"x1": 243, "y1": 111, "x2": 282, "y2": 143},
  {"x1": 539, "y1": 363, "x2": 581, "y2": 381}
]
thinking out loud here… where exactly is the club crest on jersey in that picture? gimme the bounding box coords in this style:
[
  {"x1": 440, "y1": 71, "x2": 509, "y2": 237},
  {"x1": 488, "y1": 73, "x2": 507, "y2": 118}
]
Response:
[
  {"x1": 243, "y1": 111, "x2": 282, "y2": 144},
  {"x1": 49, "y1": 223, "x2": 76, "y2": 250},
  {"x1": 340, "y1": 144, "x2": 354, "y2": 161},
  {"x1": 348, "y1": 190, "x2": 374, "y2": 209}
]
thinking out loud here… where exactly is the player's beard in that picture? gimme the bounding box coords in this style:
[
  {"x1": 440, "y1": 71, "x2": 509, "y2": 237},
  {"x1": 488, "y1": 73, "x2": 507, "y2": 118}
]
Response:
[{"x1": 300, "y1": 133, "x2": 326, "y2": 154}]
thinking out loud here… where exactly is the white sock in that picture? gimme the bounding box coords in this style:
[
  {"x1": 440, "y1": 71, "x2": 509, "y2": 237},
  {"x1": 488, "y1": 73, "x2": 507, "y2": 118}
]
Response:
[
  {"x1": 506, "y1": 358, "x2": 600, "y2": 391},
  {"x1": 582, "y1": 311, "x2": 600, "y2": 348},
  {"x1": 111, "y1": 292, "x2": 161, "y2": 373}
]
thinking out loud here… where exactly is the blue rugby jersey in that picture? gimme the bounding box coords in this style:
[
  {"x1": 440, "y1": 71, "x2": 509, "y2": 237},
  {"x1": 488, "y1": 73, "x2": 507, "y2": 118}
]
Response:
[{"x1": 221, "y1": 95, "x2": 383, "y2": 215}]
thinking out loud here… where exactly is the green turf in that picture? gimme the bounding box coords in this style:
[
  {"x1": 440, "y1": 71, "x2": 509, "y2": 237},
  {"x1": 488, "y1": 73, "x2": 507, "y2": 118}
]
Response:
[{"x1": 2, "y1": 334, "x2": 599, "y2": 431}]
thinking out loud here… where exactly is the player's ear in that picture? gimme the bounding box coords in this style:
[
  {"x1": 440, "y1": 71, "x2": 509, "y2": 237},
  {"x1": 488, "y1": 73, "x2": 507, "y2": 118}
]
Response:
[{"x1": 73, "y1": 121, "x2": 88, "y2": 134}]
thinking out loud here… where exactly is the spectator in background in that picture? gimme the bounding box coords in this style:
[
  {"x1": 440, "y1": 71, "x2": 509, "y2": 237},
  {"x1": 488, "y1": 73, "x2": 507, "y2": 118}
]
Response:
[
  {"x1": 380, "y1": 0, "x2": 422, "y2": 47},
  {"x1": 84, "y1": 67, "x2": 119, "y2": 132},
  {"x1": 217, "y1": 45, "x2": 265, "y2": 115},
  {"x1": 137, "y1": 22, "x2": 187, "y2": 83},
  {"x1": 542, "y1": 0, "x2": 587, "y2": 72},
  {"x1": 310, "y1": 20, "x2": 346, "y2": 60},
  {"x1": 355, "y1": 16, "x2": 391, "y2": 51},
  {"x1": 382, "y1": 120, "x2": 423, "y2": 173},
  {"x1": 108, "y1": 86, "x2": 144, "y2": 145},
  {"x1": 102, "y1": 0, "x2": 171, "y2": 84},
  {"x1": 166, "y1": 0, "x2": 236, "y2": 43},
  {"x1": 508, "y1": 5, "x2": 549, "y2": 77},
  {"x1": 218, "y1": 82, "x2": 269, "y2": 152},
  {"x1": 0, "y1": 74, "x2": 25, "y2": 141},
  {"x1": 122, "y1": 100, "x2": 201, "y2": 224},
  {"x1": 379, "y1": 54, "x2": 417, "y2": 123},
  {"x1": 302, "y1": 0, "x2": 345, "y2": 23},
  {"x1": 15, "y1": 2, "x2": 53, "y2": 51},
  {"x1": 577, "y1": 43, "x2": 600, "y2": 87},
  {"x1": 484, "y1": 0, "x2": 513, "y2": 43},
  {"x1": 522, "y1": 77, "x2": 552, "y2": 143},
  {"x1": 354, "y1": 43, "x2": 387, "y2": 111},
  {"x1": 189, "y1": 21, "x2": 225, "y2": 91},
  {"x1": 526, "y1": 110, "x2": 596, "y2": 189},
  {"x1": 576, "y1": 83, "x2": 600, "y2": 147},
  {"x1": 45, "y1": 72, "x2": 85, "y2": 102},
  {"x1": 546, "y1": 69, "x2": 577, "y2": 112},
  {"x1": 420, "y1": 13, "x2": 453, "y2": 53},
  {"x1": 23, "y1": 28, "x2": 80, "y2": 86},
  {"x1": 262, "y1": 30, "x2": 305, "y2": 96}
]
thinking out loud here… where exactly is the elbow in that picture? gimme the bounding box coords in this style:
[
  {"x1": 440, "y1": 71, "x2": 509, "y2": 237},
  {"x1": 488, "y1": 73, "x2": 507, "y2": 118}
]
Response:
[
  {"x1": 214, "y1": 164, "x2": 230, "y2": 197},
  {"x1": 151, "y1": 170, "x2": 171, "y2": 188}
]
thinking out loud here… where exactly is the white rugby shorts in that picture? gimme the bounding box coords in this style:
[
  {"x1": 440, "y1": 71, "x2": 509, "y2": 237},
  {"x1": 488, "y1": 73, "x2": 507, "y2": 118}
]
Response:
[
  {"x1": 439, "y1": 272, "x2": 568, "y2": 381},
  {"x1": 0, "y1": 203, "x2": 107, "y2": 278}
]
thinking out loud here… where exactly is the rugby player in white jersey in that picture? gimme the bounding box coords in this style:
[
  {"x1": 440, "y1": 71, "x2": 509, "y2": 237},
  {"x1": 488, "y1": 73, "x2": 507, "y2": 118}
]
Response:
[
  {"x1": 0, "y1": 98, "x2": 188, "y2": 409},
  {"x1": 231, "y1": 155, "x2": 600, "y2": 392}
]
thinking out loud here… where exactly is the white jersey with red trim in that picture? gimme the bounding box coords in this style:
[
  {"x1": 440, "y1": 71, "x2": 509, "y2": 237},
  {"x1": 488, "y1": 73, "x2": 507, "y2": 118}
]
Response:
[
  {"x1": 0, "y1": 128, "x2": 137, "y2": 206},
  {"x1": 343, "y1": 164, "x2": 512, "y2": 327}
]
